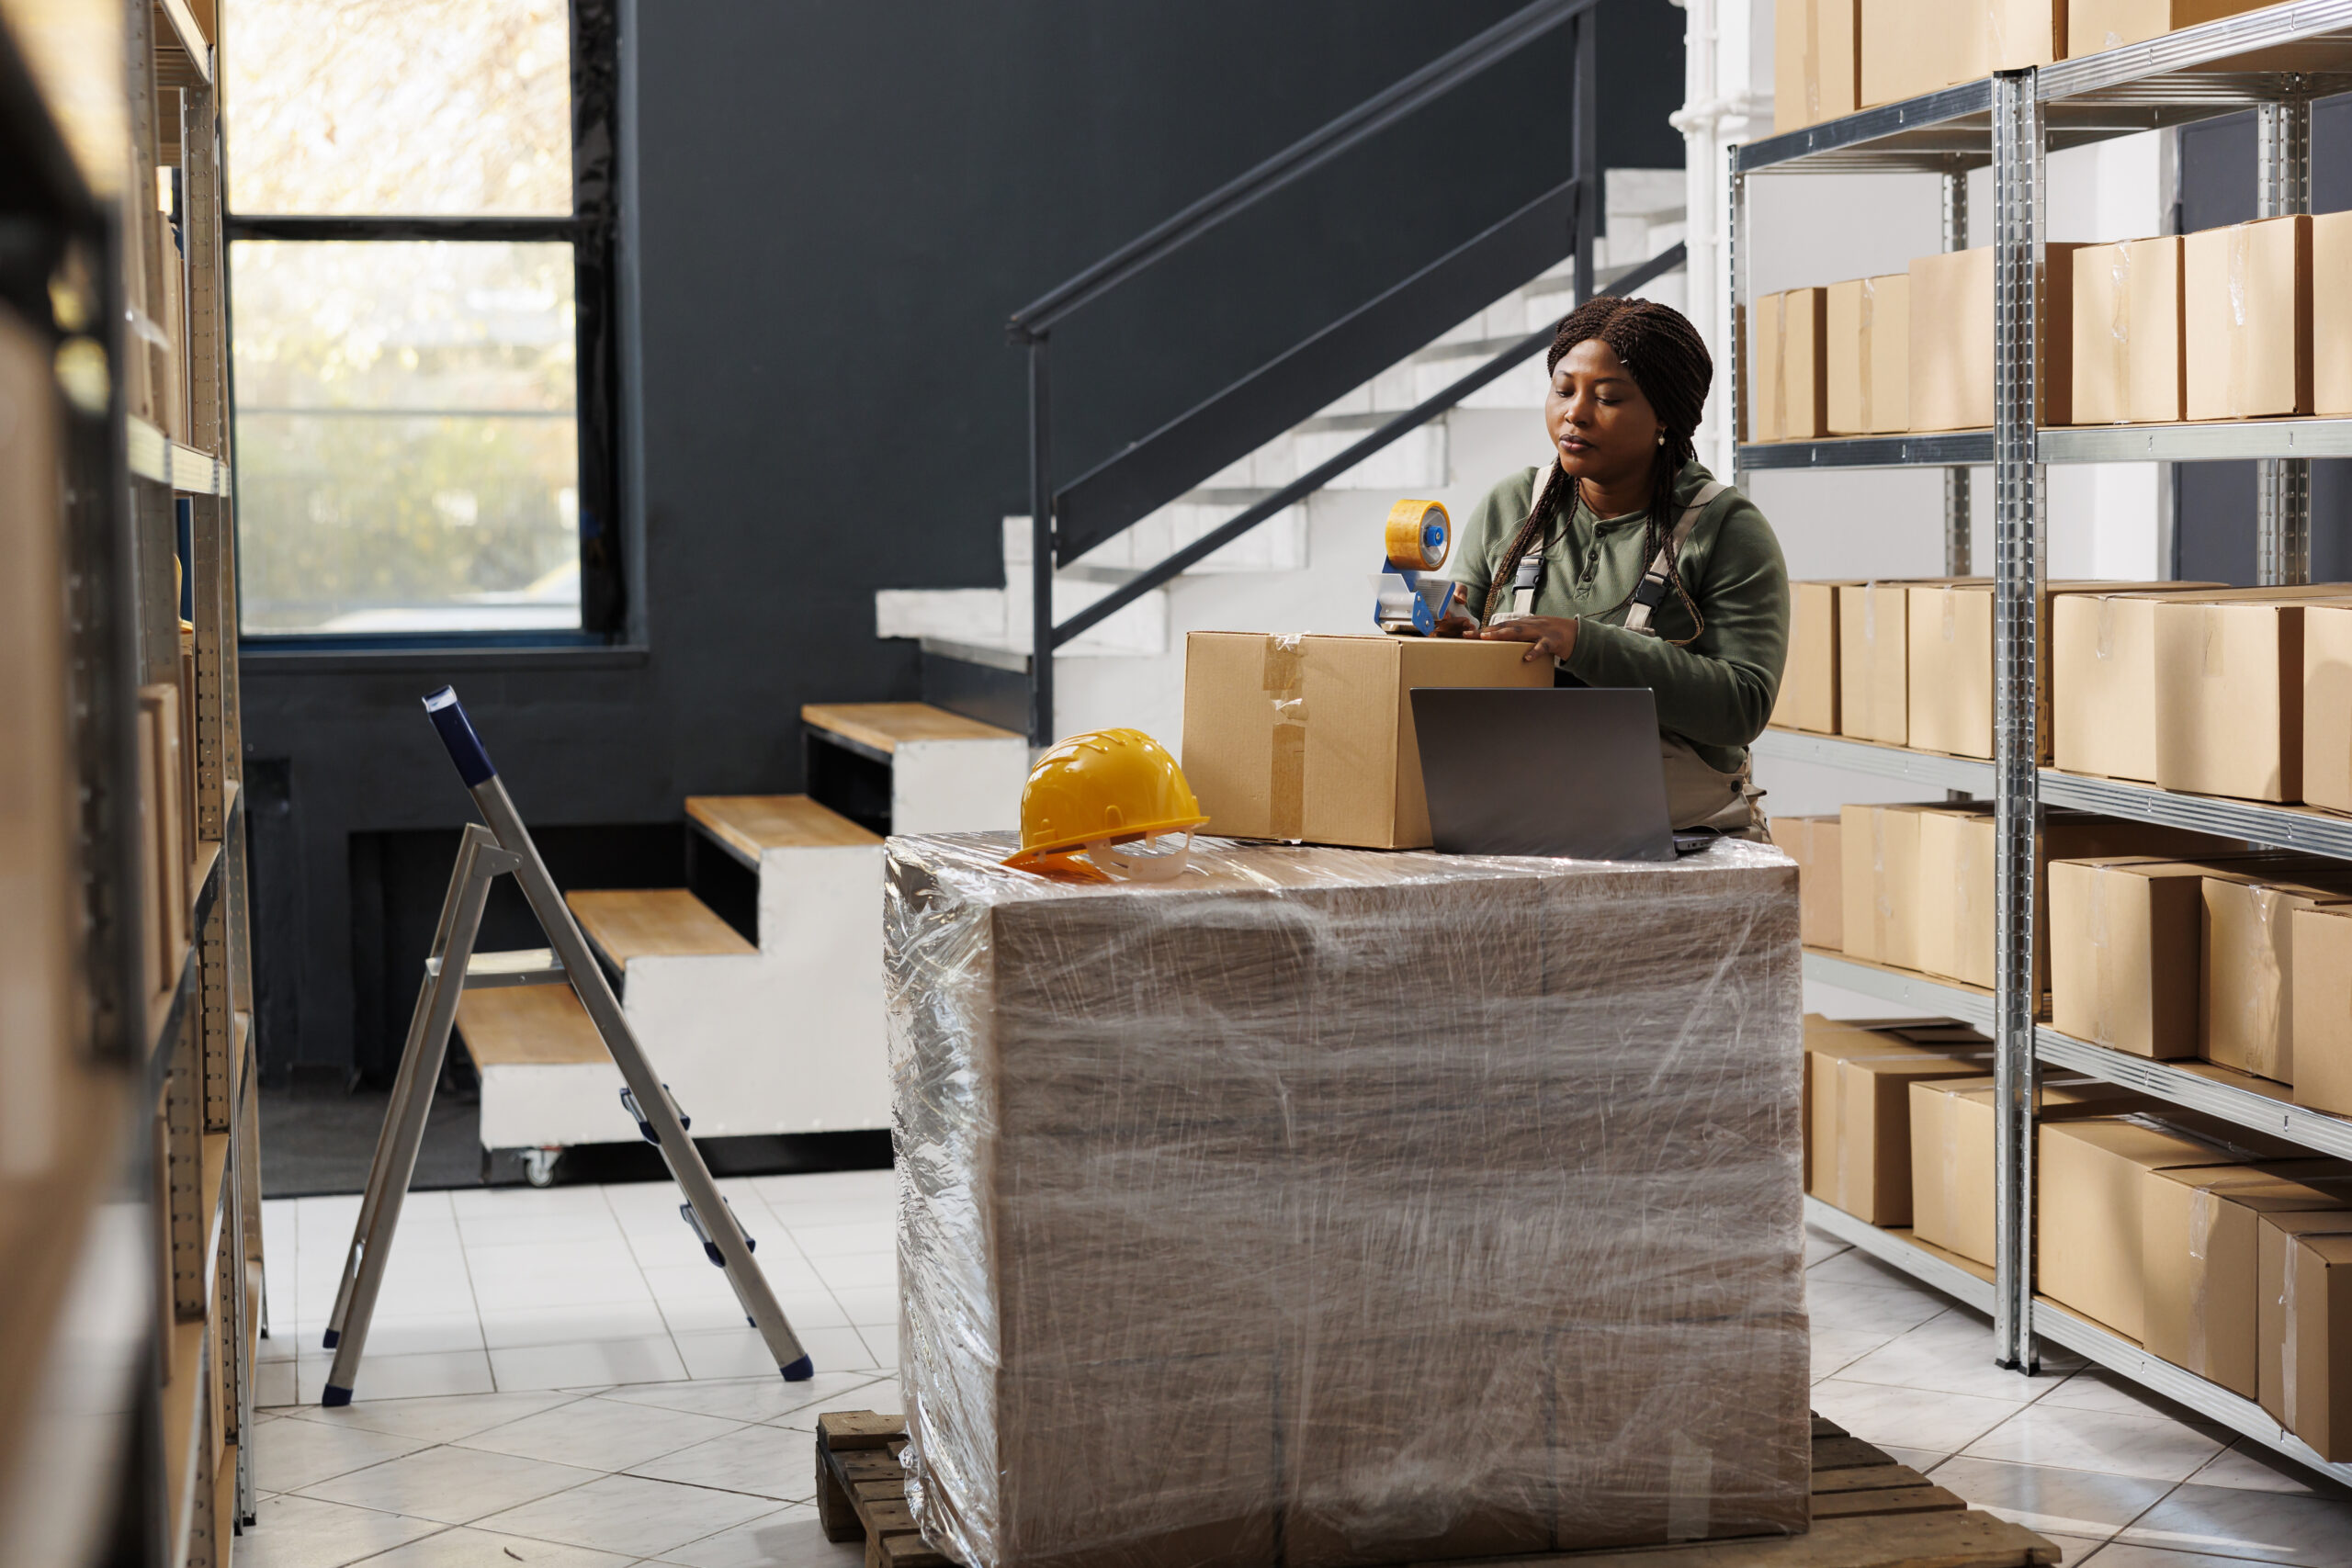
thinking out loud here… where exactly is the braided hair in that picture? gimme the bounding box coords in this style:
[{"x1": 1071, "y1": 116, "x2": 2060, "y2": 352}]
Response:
[{"x1": 1484, "y1": 295, "x2": 1715, "y2": 643}]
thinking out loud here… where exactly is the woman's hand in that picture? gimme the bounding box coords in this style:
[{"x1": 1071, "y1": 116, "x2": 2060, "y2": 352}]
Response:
[
  {"x1": 1430, "y1": 611, "x2": 1480, "y2": 639},
  {"x1": 1477, "y1": 615, "x2": 1578, "y2": 664}
]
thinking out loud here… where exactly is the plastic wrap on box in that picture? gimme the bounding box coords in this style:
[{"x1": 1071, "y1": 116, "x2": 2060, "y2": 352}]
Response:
[{"x1": 886, "y1": 835, "x2": 1810, "y2": 1568}]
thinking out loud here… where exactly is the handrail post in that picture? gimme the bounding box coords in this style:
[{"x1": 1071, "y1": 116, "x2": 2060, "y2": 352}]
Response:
[
  {"x1": 1028, "y1": 335, "x2": 1055, "y2": 750},
  {"x1": 1572, "y1": 9, "x2": 1597, "y2": 299}
]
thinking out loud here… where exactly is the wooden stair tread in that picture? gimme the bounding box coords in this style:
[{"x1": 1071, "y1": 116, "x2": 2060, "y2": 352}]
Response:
[
  {"x1": 456, "y1": 985, "x2": 608, "y2": 1067},
  {"x1": 567, "y1": 888, "x2": 755, "y2": 966},
  {"x1": 801, "y1": 702, "x2": 1019, "y2": 753},
  {"x1": 688, "y1": 795, "x2": 882, "y2": 856}
]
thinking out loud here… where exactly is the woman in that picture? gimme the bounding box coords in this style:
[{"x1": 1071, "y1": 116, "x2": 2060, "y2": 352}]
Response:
[{"x1": 1433, "y1": 294, "x2": 1788, "y2": 836}]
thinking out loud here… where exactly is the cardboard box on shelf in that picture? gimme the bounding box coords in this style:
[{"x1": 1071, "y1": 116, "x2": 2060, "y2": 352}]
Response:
[
  {"x1": 1775, "y1": 0, "x2": 1861, "y2": 132},
  {"x1": 2066, "y1": 0, "x2": 2276, "y2": 54},
  {"x1": 1981, "y1": 0, "x2": 2067, "y2": 70},
  {"x1": 2296, "y1": 905, "x2": 2352, "y2": 1119},
  {"x1": 1860, "y1": 0, "x2": 1963, "y2": 107},
  {"x1": 1917, "y1": 814, "x2": 2231, "y2": 995},
  {"x1": 2154, "y1": 596, "x2": 2312, "y2": 803},
  {"x1": 2316, "y1": 211, "x2": 2352, "y2": 416},
  {"x1": 2049, "y1": 854, "x2": 2277, "y2": 1058},
  {"x1": 1912, "y1": 244, "x2": 2081, "y2": 432},
  {"x1": 2144, "y1": 1165, "x2": 2352, "y2": 1400},
  {"x1": 1838, "y1": 580, "x2": 1909, "y2": 744},
  {"x1": 1750, "y1": 287, "x2": 1828, "y2": 442},
  {"x1": 1906, "y1": 579, "x2": 2175, "y2": 761},
  {"x1": 1838, "y1": 802, "x2": 1929, "y2": 967},
  {"x1": 1771, "y1": 580, "x2": 1852, "y2": 734},
  {"x1": 1808, "y1": 1031, "x2": 1995, "y2": 1225},
  {"x1": 1770, "y1": 815, "x2": 1844, "y2": 951},
  {"x1": 2204, "y1": 868, "x2": 2352, "y2": 1084},
  {"x1": 2186, "y1": 216, "x2": 2312, "y2": 421},
  {"x1": 1826, "y1": 274, "x2": 1910, "y2": 434},
  {"x1": 1910, "y1": 1074, "x2": 2154, "y2": 1265},
  {"x1": 2071, "y1": 236, "x2": 2186, "y2": 425},
  {"x1": 2258, "y1": 1210, "x2": 2352, "y2": 1459},
  {"x1": 1182, "y1": 632, "x2": 1551, "y2": 850},
  {"x1": 2303, "y1": 603, "x2": 2352, "y2": 813},
  {"x1": 2051, "y1": 584, "x2": 2245, "y2": 782},
  {"x1": 2041, "y1": 1111, "x2": 2305, "y2": 1341}
]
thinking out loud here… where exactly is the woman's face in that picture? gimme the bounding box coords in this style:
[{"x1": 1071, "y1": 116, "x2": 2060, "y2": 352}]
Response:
[{"x1": 1544, "y1": 336, "x2": 1663, "y2": 488}]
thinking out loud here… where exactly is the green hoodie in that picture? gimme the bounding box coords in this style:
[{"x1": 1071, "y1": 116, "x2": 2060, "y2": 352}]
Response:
[{"x1": 1442, "y1": 458, "x2": 1790, "y2": 775}]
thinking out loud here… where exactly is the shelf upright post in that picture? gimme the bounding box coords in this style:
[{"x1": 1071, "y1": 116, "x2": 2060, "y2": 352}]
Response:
[
  {"x1": 1989, "y1": 68, "x2": 2045, "y2": 1372},
  {"x1": 1027, "y1": 335, "x2": 1054, "y2": 749},
  {"x1": 1943, "y1": 165, "x2": 1973, "y2": 575},
  {"x1": 2255, "y1": 94, "x2": 2312, "y2": 588},
  {"x1": 1725, "y1": 145, "x2": 1747, "y2": 494}
]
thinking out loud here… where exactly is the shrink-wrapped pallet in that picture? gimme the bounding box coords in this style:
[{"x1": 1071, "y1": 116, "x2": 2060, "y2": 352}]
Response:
[{"x1": 886, "y1": 834, "x2": 1811, "y2": 1568}]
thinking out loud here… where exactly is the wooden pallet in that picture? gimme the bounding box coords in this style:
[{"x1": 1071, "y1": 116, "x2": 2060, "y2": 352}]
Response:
[{"x1": 811, "y1": 1411, "x2": 2061, "y2": 1568}]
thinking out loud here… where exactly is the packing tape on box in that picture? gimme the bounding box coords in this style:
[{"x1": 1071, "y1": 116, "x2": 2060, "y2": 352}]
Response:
[
  {"x1": 1801, "y1": 0, "x2": 1821, "y2": 121},
  {"x1": 1383, "y1": 499, "x2": 1450, "y2": 572},
  {"x1": 2109, "y1": 244, "x2": 2133, "y2": 422},
  {"x1": 2248, "y1": 885, "x2": 2288, "y2": 1071},
  {"x1": 2188, "y1": 1184, "x2": 2220, "y2": 1372},
  {"x1": 2096, "y1": 596, "x2": 2119, "y2": 661},
  {"x1": 1941, "y1": 583, "x2": 1958, "y2": 643},
  {"x1": 2089, "y1": 870, "x2": 2117, "y2": 1048},
  {"x1": 1261, "y1": 633, "x2": 1307, "y2": 841},
  {"x1": 1772, "y1": 293, "x2": 1790, "y2": 441},
  {"x1": 1858, "y1": 276, "x2": 1877, "y2": 434},
  {"x1": 2229, "y1": 225, "x2": 2253, "y2": 419}
]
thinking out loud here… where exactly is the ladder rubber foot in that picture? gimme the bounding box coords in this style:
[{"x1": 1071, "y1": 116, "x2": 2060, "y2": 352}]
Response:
[
  {"x1": 322, "y1": 1328, "x2": 339, "y2": 1348},
  {"x1": 322, "y1": 1384, "x2": 354, "y2": 1407},
  {"x1": 781, "y1": 1355, "x2": 814, "y2": 1382}
]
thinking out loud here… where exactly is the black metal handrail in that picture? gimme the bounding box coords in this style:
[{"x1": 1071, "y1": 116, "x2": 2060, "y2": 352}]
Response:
[
  {"x1": 1013, "y1": 0, "x2": 1603, "y2": 743},
  {"x1": 1006, "y1": 0, "x2": 1600, "y2": 343},
  {"x1": 1053, "y1": 241, "x2": 1687, "y2": 646}
]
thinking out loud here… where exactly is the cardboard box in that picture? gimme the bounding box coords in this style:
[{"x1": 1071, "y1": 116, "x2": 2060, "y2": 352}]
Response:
[
  {"x1": 2315, "y1": 211, "x2": 2352, "y2": 416},
  {"x1": 1908, "y1": 579, "x2": 2167, "y2": 761},
  {"x1": 1772, "y1": 815, "x2": 1845, "y2": 951},
  {"x1": 1916, "y1": 814, "x2": 2230, "y2": 995},
  {"x1": 1838, "y1": 580, "x2": 1909, "y2": 743},
  {"x1": 2067, "y1": 0, "x2": 2274, "y2": 54},
  {"x1": 2041, "y1": 1111, "x2": 2305, "y2": 1340},
  {"x1": 2204, "y1": 869, "x2": 2352, "y2": 1083},
  {"x1": 1981, "y1": 0, "x2": 2067, "y2": 70},
  {"x1": 1182, "y1": 632, "x2": 1550, "y2": 849},
  {"x1": 2259, "y1": 1211, "x2": 2352, "y2": 1458},
  {"x1": 2144, "y1": 1165, "x2": 2352, "y2": 1398},
  {"x1": 1860, "y1": 0, "x2": 1963, "y2": 106},
  {"x1": 1808, "y1": 1032, "x2": 1995, "y2": 1224},
  {"x1": 2293, "y1": 905, "x2": 2352, "y2": 1119},
  {"x1": 1827, "y1": 274, "x2": 1910, "y2": 434},
  {"x1": 1839, "y1": 802, "x2": 1931, "y2": 966},
  {"x1": 2051, "y1": 585, "x2": 2244, "y2": 782},
  {"x1": 2186, "y1": 216, "x2": 2312, "y2": 420},
  {"x1": 2154, "y1": 597, "x2": 2310, "y2": 803},
  {"x1": 1772, "y1": 580, "x2": 1850, "y2": 733},
  {"x1": 1775, "y1": 0, "x2": 1861, "y2": 132},
  {"x1": 1911, "y1": 245, "x2": 2081, "y2": 432},
  {"x1": 2049, "y1": 855, "x2": 2287, "y2": 1057},
  {"x1": 2303, "y1": 603, "x2": 2352, "y2": 813},
  {"x1": 2071, "y1": 236, "x2": 2186, "y2": 424},
  {"x1": 1910, "y1": 1074, "x2": 2153, "y2": 1265},
  {"x1": 1751, "y1": 287, "x2": 1827, "y2": 442}
]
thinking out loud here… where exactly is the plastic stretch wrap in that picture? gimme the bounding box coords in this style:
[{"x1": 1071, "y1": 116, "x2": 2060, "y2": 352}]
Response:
[{"x1": 885, "y1": 834, "x2": 1811, "y2": 1568}]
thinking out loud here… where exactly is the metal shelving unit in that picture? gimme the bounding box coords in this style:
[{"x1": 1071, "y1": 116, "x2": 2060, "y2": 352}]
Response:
[{"x1": 1735, "y1": 0, "x2": 2352, "y2": 1485}]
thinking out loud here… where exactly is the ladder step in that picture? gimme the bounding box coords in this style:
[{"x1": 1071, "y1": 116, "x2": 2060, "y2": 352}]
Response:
[
  {"x1": 800, "y1": 702, "x2": 1020, "y2": 758},
  {"x1": 686, "y1": 795, "x2": 882, "y2": 863},
  {"x1": 427, "y1": 946, "x2": 564, "y2": 987},
  {"x1": 455, "y1": 985, "x2": 609, "y2": 1067},
  {"x1": 566, "y1": 888, "x2": 755, "y2": 968}
]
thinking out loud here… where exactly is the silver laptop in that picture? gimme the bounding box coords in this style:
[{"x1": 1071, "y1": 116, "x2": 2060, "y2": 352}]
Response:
[{"x1": 1409, "y1": 687, "x2": 1712, "y2": 862}]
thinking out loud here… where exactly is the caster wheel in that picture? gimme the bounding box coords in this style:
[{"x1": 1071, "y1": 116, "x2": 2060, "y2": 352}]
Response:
[{"x1": 522, "y1": 1147, "x2": 563, "y2": 1188}]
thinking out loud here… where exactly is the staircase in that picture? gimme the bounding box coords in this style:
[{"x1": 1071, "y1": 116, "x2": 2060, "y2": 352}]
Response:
[{"x1": 877, "y1": 170, "x2": 1689, "y2": 750}]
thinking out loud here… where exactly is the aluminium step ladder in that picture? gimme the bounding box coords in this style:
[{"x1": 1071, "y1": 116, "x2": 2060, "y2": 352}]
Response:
[{"x1": 315, "y1": 685, "x2": 812, "y2": 1405}]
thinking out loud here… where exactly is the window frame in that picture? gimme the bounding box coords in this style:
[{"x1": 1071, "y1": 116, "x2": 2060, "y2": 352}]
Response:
[{"x1": 222, "y1": 0, "x2": 625, "y2": 649}]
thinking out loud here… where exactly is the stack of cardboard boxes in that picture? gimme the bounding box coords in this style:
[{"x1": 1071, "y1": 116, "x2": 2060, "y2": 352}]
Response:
[
  {"x1": 1776, "y1": 2, "x2": 2281, "y2": 137},
  {"x1": 1802, "y1": 1012, "x2": 2352, "y2": 1461}
]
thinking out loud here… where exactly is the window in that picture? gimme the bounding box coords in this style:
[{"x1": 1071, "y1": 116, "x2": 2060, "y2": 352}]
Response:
[{"x1": 223, "y1": 0, "x2": 618, "y2": 640}]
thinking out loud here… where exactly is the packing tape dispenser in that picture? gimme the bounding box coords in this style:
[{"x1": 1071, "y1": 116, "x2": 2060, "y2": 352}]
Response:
[{"x1": 1372, "y1": 499, "x2": 1459, "y2": 637}]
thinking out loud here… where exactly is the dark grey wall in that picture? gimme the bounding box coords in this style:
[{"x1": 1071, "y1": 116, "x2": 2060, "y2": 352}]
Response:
[{"x1": 241, "y1": 0, "x2": 1689, "y2": 1080}]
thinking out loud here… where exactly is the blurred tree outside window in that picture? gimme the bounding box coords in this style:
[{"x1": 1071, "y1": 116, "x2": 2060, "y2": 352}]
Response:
[{"x1": 224, "y1": 0, "x2": 601, "y2": 637}]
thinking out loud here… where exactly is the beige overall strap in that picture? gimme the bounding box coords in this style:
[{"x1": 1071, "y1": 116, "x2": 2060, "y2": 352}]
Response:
[{"x1": 1623, "y1": 481, "x2": 1727, "y2": 637}]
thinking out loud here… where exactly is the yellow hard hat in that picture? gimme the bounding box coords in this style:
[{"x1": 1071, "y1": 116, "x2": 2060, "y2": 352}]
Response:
[{"x1": 1002, "y1": 728, "x2": 1208, "y2": 877}]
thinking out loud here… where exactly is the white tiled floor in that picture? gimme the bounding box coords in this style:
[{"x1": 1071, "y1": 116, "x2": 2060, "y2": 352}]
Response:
[{"x1": 238, "y1": 1179, "x2": 2352, "y2": 1568}]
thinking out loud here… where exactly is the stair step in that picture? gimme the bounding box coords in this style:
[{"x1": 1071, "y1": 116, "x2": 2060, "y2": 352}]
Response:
[
  {"x1": 567, "y1": 888, "x2": 756, "y2": 968},
  {"x1": 801, "y1": 702, "x2": 1020, "y2": 758},
  {"x1": 456, "y1": 984, "x2": 608, "y2": 1067},
  {"x1": 686, "y1": 795, "x2": 880, "y2": 865}
]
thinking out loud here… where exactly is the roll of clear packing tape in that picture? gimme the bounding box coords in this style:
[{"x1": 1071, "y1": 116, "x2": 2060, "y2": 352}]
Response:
[{"x1": 1384, "y1": 499, "x2": 1450, "y2": 572}]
